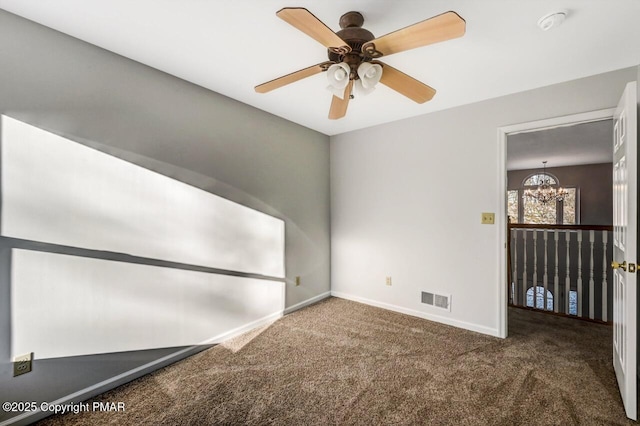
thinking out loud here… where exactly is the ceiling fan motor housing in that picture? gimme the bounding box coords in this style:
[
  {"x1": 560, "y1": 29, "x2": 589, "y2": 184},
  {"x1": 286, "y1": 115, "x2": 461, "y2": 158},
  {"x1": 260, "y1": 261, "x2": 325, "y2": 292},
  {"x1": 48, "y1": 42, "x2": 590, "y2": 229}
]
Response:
[{"x1": 329, "y1": 11, "x2": 375, "y2": 76}]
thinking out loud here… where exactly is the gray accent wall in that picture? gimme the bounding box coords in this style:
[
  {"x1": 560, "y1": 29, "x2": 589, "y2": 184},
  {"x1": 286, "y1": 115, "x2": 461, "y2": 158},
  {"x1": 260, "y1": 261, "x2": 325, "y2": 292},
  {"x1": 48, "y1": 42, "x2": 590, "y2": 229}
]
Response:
[{"x1": 0, "y1": 9, "x2": 329, "y2": 424}]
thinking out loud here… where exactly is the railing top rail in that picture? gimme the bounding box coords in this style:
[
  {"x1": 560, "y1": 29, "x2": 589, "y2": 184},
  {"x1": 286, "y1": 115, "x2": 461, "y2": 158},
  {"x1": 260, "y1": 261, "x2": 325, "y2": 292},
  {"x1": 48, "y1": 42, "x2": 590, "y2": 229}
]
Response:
[{"x1": 508, "y1": 223, "x2": 613, "y2": 231}]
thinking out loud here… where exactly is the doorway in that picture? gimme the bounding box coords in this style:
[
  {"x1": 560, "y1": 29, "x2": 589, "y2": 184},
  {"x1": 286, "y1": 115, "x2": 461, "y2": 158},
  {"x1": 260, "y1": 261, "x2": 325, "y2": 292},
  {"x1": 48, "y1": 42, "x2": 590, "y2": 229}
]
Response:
[{"x1": 497, "y1": 108, "x2": 615, "y2": 338}]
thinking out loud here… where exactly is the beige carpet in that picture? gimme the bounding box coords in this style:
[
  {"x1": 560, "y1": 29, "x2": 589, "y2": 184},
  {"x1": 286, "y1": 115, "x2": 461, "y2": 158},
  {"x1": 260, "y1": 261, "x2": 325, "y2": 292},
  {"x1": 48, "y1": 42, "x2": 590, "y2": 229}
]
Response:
[{"x1": 38, "y1": 297, "x2": 632, "y2": 425}]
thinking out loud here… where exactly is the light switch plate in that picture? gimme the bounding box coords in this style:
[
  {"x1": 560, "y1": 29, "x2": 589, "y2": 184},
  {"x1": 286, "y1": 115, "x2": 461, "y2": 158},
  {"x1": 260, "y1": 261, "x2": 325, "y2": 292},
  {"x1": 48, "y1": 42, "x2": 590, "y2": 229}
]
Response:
[{"x1": 481, "y1": 213, "x2": 495, "y2": 224}]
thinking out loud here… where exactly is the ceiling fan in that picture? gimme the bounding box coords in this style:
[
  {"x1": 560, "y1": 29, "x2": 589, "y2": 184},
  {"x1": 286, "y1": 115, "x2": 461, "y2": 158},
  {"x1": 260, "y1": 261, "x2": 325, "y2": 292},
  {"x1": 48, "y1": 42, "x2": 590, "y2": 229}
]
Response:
[{"x1": 255, "y1": 8, "x2": 466, "y2": 120}]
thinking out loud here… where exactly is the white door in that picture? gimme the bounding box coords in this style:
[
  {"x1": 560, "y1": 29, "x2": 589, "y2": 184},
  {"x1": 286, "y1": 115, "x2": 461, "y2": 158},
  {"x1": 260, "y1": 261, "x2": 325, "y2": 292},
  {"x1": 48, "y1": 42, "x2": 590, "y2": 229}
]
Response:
[{"x1": 612, "y1": 81, "x2": 638, "y2": 420}]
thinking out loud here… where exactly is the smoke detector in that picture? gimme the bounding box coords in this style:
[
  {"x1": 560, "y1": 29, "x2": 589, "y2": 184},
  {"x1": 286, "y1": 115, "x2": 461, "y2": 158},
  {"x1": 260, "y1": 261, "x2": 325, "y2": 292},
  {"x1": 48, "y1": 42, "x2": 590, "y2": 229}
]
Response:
[{"x1": 537, "y1": 11, "x2": 567, "y2": 31}]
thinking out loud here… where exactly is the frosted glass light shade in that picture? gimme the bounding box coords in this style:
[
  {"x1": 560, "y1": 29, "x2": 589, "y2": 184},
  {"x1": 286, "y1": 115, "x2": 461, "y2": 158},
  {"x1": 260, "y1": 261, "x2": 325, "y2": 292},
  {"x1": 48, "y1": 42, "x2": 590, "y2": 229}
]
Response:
[
  {"x1": 355, "y1": 79, "x2": 375, "y2": 96},
  {"x1": 326, "y1": 62, "x2": 351, "y2": 95},
  {"x1": 357, "y1": 62, "x2": 383, "y2": 89}
]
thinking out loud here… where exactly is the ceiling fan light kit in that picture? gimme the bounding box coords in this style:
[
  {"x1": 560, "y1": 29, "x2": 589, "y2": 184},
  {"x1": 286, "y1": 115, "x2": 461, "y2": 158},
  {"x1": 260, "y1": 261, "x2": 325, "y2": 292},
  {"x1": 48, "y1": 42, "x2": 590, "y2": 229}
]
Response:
[
  {"x1": 327, "y1": 62, "x2": 382, "y2": 99},
  {"x1": 255, "y1": 7, "x2": 466, "y2": 119}
]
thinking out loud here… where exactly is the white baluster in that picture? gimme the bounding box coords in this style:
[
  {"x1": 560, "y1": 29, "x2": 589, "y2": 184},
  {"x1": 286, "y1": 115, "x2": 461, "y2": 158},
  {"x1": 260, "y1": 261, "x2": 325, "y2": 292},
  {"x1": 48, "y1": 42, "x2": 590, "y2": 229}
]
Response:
[
  {"x1": 602, "y1": 230, "x2": 608, "y2": 322},
  {"x1": 523, "y1": 230, "x2": 528, "y2": 307},
  {"x1": 589, "y1": 230, "x2": 595, "y2": 320},
  {"x1": 577, "y1": 230, "x2": 583, "y2": 317},
  {"x1": 565, "y1": 231, "x2": 571, "y2": 315},
  {"x1": 543, "y1": 229, "x2": 548, "y2": 310},
  {"x1": 533, "y1": 230, "x2": 538, "y2": 309},
  {"x1": 554, "y1": 230, "x2": 559, "y2": 313},
  {"x1": 513, "y1": 229, "x2": 518, "y2": 306}
]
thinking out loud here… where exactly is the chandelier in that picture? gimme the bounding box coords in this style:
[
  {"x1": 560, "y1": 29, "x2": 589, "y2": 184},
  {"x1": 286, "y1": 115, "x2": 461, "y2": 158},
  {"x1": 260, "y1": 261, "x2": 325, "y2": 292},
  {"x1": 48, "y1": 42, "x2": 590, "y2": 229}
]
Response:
[{"x1": 522, "y1": 161, "x2": 569, "y2": 204}]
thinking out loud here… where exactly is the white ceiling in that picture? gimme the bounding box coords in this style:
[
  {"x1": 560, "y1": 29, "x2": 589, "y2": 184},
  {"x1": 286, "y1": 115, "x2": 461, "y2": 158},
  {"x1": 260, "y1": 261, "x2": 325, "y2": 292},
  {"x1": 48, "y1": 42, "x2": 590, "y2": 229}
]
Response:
[
  {"x1": 507, "y1": 119, "x2": 613, "y2": 171},
  {"x1": 0, "y1": 0, "x2": 639, "y2": 136}
]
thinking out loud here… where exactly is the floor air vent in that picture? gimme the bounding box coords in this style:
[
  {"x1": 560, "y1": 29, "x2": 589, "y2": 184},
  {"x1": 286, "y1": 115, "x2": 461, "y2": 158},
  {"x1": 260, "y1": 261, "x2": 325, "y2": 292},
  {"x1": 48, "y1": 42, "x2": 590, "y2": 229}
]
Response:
[{"x1": 421, "y1": 291, "x2": 451, "y2": 311}]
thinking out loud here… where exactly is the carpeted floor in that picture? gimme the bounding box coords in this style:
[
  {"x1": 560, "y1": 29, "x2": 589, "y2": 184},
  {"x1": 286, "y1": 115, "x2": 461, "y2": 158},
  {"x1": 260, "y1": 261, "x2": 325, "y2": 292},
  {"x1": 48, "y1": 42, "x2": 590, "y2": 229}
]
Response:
[{"x1": 38, "y1": 297, "x2": 633, "y2": 425}]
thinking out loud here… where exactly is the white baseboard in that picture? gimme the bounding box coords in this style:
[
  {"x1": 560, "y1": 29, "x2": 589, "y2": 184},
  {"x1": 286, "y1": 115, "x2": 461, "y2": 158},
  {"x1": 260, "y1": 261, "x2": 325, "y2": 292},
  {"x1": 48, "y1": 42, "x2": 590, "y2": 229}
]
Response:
[
  {"x1": 201, "y1": 310, "x2": 283, "y2": 344},
  {"x1": 330, "y1": 291, "x2": 500, "y2": 338},
  {"x1": 0, "y1": 310, "x2": 285, "y2": 426},
  {"x1": 284, "y1": 291, "x2": 331, "y2": 315}
]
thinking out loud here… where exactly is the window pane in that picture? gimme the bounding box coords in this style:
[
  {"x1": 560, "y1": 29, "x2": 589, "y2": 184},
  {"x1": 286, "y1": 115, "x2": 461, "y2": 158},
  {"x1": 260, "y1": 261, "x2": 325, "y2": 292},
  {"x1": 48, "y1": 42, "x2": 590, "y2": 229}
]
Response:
[
  {"x1": 569, "y1": 290, "x2": 577, "y2": 315},
  {"x1": 562, "y1": 188, "x2": 577, "y2": 224},
  {"x1": 524, "y1": 173, "x2": 557, "y2": 186},
  {"x1": 526, "y1": 286, "x2": 553, "y2": 310},
  {"x1": 507, "y1": 190, "x2": 519, "y2": 223},
  {"x1": 522, "y1": 196, "x2": 556, "y2": 224}
]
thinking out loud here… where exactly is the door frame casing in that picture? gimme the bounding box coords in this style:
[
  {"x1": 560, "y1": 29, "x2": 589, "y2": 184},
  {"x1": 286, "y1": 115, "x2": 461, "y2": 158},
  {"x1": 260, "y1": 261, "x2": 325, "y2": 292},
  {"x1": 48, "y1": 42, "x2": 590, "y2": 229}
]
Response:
[{"x1": 496, "y1": 108, "x2": 616, "y2": 338}]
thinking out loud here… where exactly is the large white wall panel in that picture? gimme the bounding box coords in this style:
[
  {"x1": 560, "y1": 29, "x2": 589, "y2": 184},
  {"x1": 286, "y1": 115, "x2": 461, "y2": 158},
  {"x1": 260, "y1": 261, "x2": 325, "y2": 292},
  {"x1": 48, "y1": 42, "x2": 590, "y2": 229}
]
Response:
[
  {"x1": 1, "y1": 115, "x2": 284, "y2": 277},
  {"x1": 11, "y1": 249, "x2": 284, "y2": 359}
]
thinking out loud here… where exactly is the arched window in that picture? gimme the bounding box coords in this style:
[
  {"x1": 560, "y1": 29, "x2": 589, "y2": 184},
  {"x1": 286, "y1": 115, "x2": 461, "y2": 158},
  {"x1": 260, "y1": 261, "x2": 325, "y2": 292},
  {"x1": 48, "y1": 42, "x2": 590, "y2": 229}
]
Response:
[
  {"x1": 524, "y1": 173, "x2": 557, "y2": 186},
  {"x1": 526, "y1": 286, "x2": 553, "y2": 311},
  {"x1": 507, "y1": 172, "x2": 578, "y2": 225}
]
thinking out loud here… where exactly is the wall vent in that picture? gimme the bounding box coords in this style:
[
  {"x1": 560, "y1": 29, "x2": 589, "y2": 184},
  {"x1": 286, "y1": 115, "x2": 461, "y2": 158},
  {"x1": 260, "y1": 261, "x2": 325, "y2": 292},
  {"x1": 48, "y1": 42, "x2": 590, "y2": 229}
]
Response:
[{"x1": 421, "y1": 291, "x2": 451, "y2": 311}]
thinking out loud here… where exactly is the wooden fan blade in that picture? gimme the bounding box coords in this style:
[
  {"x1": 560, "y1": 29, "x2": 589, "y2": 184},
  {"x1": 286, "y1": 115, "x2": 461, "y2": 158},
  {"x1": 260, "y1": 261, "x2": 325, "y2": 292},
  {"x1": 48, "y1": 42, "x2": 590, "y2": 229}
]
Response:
[
  {"x1": 255, "y1": 61, "x2": 333, "y2": 93},
  {"x1": 376, "y1": 61, "x2": 436, "y2": 104},
  {"x1": 328, "y1": 80, "x2": 354, "y2": 120},
  {"x1": 277, "y1": 8, "x2": 351, "y2": 53},
  {"x1": 364, "y1": 11, "x2": 465, "y2": 57}
]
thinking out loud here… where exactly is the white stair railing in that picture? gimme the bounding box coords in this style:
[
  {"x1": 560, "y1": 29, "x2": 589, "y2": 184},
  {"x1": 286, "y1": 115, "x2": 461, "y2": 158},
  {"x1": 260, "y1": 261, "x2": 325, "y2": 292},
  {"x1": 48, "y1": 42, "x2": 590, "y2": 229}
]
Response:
[{"x1": 508, "y1": 224, "x2": 613, "y2": 323}]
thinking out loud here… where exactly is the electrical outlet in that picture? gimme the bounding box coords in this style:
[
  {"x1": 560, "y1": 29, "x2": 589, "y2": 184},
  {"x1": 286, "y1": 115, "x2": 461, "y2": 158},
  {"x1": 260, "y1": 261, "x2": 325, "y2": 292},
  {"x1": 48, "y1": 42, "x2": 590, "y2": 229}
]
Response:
[
  {"x1": 13, "y1": 353, "x2": 33, "y2": 377},
  {"x1": 481, "y1": 212, "x2": 495, "y2": 224},
  {"x1": 385, "y1": 276, "x2": 392, "y2": 286},
  {"x1": 295, "y1": 276, "x2": 301, "y2": 286}
]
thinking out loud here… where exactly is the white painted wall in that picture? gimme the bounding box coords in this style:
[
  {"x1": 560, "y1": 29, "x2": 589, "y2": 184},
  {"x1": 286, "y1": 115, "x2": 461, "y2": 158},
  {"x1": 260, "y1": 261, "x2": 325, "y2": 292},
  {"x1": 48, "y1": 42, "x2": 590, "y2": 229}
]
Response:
[
  {"x1": 330, "y1": 67, "x2": 637, "y2": 337},
  {"x1": 11, "y1": 250, "x2": 284, "y2": 360},
  {"x1": 2, "y1": 116, "x2": 285, "y2": 277}
]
